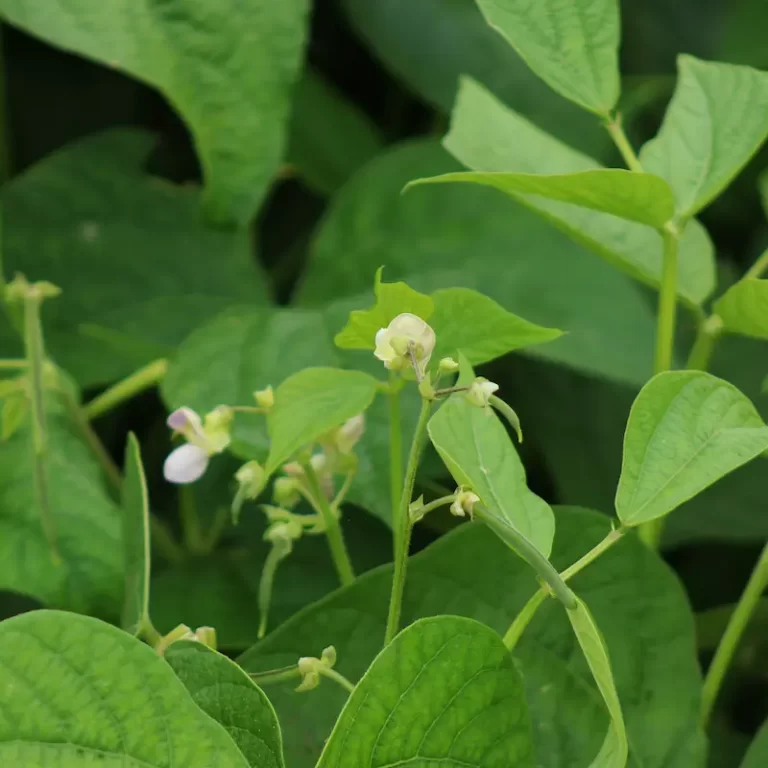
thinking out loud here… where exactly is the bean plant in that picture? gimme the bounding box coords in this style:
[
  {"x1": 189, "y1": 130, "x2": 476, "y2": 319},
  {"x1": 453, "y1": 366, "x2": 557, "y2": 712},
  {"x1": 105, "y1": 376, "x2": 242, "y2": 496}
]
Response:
[{"x1": 0, "y1": 1, "x2": 767, "y2": 767}]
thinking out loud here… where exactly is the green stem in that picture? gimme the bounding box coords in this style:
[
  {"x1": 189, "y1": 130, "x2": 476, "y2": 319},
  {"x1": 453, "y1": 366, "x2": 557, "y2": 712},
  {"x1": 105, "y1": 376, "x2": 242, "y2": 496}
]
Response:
[
  {"x1": 320, "y1": 667, "x2": 355, "y2": 693},
  {"x1": 249, "y1": 666, "x2": 302, "y2": 686},
  {"x1": 303, "y1": 460, "x2": 355, "y2": 586},
  {"x1": 685, "y1": 314, "x2": 723, "y2": 371},
  {"x1": 385, "y1": 397, "x2": 432, "y2": 644},
  {"x1": 331, "y1": 469, "x2": 356, "y2": 512},
  {"x1": 203, "y1": 504, "x2": 230, "y2": 553},
  {"x1": 603, "y1": 115, "x2": 644, "y2": 173},
  {"x1": 179, "y1": 485, "x2": 205, "y2": 553},
  {"x1": 745, "y1": 248, "x2": 768, "y2": 280},
  {"x1": 83, "y1": 358, "x2": 168, "y2": 420},
  {"x1": 258, "y1": 541, "x2": 290, "y2": 639},
  {"x1": 700, "y1": 541, "x2": 768, "y2": 725},
  {"x1": 559, "y1": 526, "x2": 625, "y2": 582},
  {"x1": 0, "y1": 359, "x2": 26, "y2": 369},
  {"x1": 388, "y1": 371, "x2": 403, "y2": 552},
  {"x1": 410, "y1": 495, "x2": 456, "y2": 524}
]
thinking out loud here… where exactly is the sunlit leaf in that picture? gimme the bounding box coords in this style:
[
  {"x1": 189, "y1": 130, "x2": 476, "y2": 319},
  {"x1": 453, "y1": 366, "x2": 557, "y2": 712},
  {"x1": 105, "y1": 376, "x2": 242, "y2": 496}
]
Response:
[{"x1": 714, "y1": 278, "x2": 768, "y2": 340}]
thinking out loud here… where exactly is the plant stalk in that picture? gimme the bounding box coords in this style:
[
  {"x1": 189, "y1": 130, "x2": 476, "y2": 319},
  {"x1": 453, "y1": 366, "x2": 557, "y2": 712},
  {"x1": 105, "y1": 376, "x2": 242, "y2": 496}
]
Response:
[
  {"x1": 388, "y1": 371, "x2": 404, "y2": 552},
  {"x1": 83, "y1": 358, "x2": 168, "y2": 420},
  {"x1": 685, "y1": 314, "x2": 723, "y2": 372},
  {"x1": 603, "y1": 115, "x2": 644, "y2": 173},
  {"x1": 745, "y1": 248, "x2": 768, "y2": 280}
]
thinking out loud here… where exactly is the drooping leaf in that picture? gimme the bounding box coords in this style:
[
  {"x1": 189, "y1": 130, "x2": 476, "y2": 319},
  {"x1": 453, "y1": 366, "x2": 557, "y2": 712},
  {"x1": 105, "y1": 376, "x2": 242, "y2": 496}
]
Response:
[
  {"x1": 317, "y1": 616, "x2": 535, "y2": 768},
  {"x1": 0, "y1": 610, "x2": 249, "y2": 766},
  {"x1": 0, "y1": 0, "x2": 309, "y2": 224},
  {"x1": 334, "y1": 268, "x2": 434, "y2": 350},
  {"x1": 639, "y1": 55, "x2": 768, "y2": 218},
  {"x1": 239, "y1": 508, "x2": 705, "y2": 768},
  {"x1": 741, "y1": 720, "x2": 768, "y2": 768},
  {"x1": 616, "y1": 371, "x2": 768, "y2": 526},
  {"x1": 166, "y1": 641, "x2": 285, "y2": 768},
  {"x1": 442, "y1": 78, "x2": 715, "y2": 306},
  {"x1": 121, "y1": 432, "x2": 151, "y2": 637},
  {"x1": 287, "y1": 69, "x2": 384, "y2": 196},
  {"x1": 1, "y1": 131, "x2": 268, "y2": 386},
  {"x1": 410, "y1": 169, "x2": 676, "y2": 228},
  {"x1": 266, "y1": 368, "x2": 379, "y2": 474},
  {"x1": 565, "y1": 596, "x2": 628, "y2": 768},
  {"x1": 430, "y1": 287, "x2": 563, "y2": 364},
  {"x1": 474, "y1": 0, "x2": 620, "y2": 116},
  {"x1": 298, "y1": 139, "x2": 658, "y2": 387},
  {"x1": 714, "y1": 278, "x2": 768, "y2": 340}
]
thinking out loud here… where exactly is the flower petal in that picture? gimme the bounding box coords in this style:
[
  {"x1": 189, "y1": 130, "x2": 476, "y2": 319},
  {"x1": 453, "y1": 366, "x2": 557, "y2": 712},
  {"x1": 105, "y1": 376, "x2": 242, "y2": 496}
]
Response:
[{"x1": 163, "y1": 443, "x2": 210, "y2": 484}]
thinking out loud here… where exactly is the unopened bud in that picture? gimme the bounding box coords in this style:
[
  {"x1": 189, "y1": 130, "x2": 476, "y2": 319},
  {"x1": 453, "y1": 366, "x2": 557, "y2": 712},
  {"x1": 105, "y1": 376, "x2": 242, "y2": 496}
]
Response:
[
  {"x1": 273, "y1": 476, "x2": 301, "y2": 508},
  {"x1": 438, "y1": 357, "x2": 459, "y2": 373},
  {"x1": 235, "y1": 461, "x2": 266, "y2": 499},
  {"x1": 335, "y1": 414, "x2": 365, "y2": 454},
  {"x1": 465, "y1": 377, "x2": 499, "y2": 408},
  {"x1": 193, "y1": 626, "x2": 217, "y2": 649},
  {"x1": 450, "y1": 488, "x2": 480, "y2": 519},
  {"x1": 254, "y1": 386, "x2": 275, "y2": 409}
]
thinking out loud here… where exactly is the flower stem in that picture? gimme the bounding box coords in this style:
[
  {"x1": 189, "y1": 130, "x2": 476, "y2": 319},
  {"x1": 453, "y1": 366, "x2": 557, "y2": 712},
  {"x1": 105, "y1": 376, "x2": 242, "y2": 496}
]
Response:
[
  {"x1": 603, "y1": 115, "x2": 644, "y2": 173},
  {"x1": 685, "y1": 314, "x2": 723, "y2": 372},
  {"x1": 701, "y1": 541, "x2": 768, "y2": 725},
  {"x1": 303, "y1": 460, "x2": 355, "y2": 586},
  {"x1": 388, "y1": 371, "x2": 403, "y2": 552},
  {"x1": 411, "y1": 495, "x2": 456, "y2": 524},
  {"x1": 179, "y1": 485, "x2": 205, "y2": 553},
  {"x1": 83, "y1": 358, "x2": 168, "y2": 420},
  {"x1": 321, "y1": 667, "x2": 355, "y2": 693},
  {"x1": 385, "y1": 397, "x2": 432, "y2": 644},
  {"x1": 745, "y1": 248, "x2": 768, "y2": 280}
]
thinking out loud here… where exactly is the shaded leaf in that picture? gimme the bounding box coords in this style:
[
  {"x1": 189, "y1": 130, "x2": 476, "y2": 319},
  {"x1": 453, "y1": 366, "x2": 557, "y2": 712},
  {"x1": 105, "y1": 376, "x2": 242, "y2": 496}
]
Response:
[
  {"x1": 166, "y1": 641, "x2": 284, "y2": 768},
  {"x1": 443, "y1": 78, "x2": 715, "y2": 306},
  {"x1": 0, "y1": 0, "x2": 309, "y2": 224},
  {"x1": 318, "y1": 616, "x2": 535, "y2": 768},
  {"x1": 742, "y1": 720, "x2": 768, "y2": 768},
  {"x1": 640, "y1": 55, "x2": 768, "y2": 217},
  {"x1": 616, "y1": 371, "x2": 768, "y2": 526},
  {"x1": 714, "y1": 278, "x2": 768, "y2": 340},
  {"x1": 475, "y1": 0, "x2": 620, "y2": 115}
]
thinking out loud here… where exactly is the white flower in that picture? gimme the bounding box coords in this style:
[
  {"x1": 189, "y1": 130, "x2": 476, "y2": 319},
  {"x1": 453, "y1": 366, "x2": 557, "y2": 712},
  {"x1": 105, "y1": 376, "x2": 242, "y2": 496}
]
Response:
[
  {"x1": 465, "y1": 377, "x2": 499, "y2": 408},
  {"x1": 374, "y1": 313, "x2": 436, "y2": 376},
  {"x1": 450, "y1": 489, "x2": 480, "y2": 518},
  {"x1": 335, "y1": 413, "x2": 365, "y2": 454},
  {"x1": 164, "y1": 442, "x2": 210, "y2": 484}
]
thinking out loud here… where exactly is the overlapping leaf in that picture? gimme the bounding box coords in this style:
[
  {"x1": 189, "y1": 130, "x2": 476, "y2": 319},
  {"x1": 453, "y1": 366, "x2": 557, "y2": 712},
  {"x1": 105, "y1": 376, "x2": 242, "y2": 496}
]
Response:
[{"x1": 714, "y1": 277, "x2": 768, "y2": 340}]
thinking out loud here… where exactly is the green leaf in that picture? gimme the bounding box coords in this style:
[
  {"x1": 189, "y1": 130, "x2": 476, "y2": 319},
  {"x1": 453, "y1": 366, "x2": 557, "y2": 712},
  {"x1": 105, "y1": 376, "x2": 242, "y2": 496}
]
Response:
[
  {"x1": 430, "y1": 287, "x2": 563, "y2": 364},
  {"x1": 616, "y1": 371, "x2": 768, "y2": 526},
  {"x1": 475, "y1": 0, "x2": 620, "y2": 115},
  {"x1": 239, "y1": 508, "x2": 705, "y2": 768},
  {"x1": 166, "y1": 641, "x2": 285, "y2": 768},
  {"x1": 121, "y1": 432, "x2": 151, "y2": 637},
  {"x1": 428, "y1": 360, "x2": 555, "y2": 557},
  {"x1": 565, "y1": 596, "x2": 628, "y2": 768},
  {"x1": 287, "y1": 69, "x2": 384, "y2": 196},
  {"x1": 318, "y1": 616, "x2": 535, "y2": 768},
  {"x1": 410, "y1": 169, "x2": 676, "y2": 228},
  {"x1": 334, "y1": 268, "x2": 434, "y2": 349},
  {"x1": 639, "y1": 55, "x2": 768, "y2": 218},
  {"x1": 714, "y1": 278, "x2": 768, "y2": 340},
  {"x1": 1, "y1": 131, "x2": 268, "y2": 386},
  {"x1": 741, "y1": 720, "x2": 768, "y2": 768},
  {"x1": 299, "y1": 139, "x2": 659, "y2": 387},
  {"x1": 443, "y1": 78, "x2": 716, "y2": 306},
  {"x1": 266, "y1": 368, "x2": 379, "y2": 474},
  {"x1": 0, "y1": 0, "x2": 309, "y2": 224},
  {"x1": 0, "y1": 405, "x2": 122, "y2": 616},
  {"x1": 0, "y1": 610, "x2": 249, "y2": 766}
]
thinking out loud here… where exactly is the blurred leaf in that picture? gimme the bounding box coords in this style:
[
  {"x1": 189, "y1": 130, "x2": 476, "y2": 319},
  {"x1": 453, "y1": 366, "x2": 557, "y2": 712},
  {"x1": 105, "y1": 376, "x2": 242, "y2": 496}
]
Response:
[
  {"x1": 715, "y1": 278, "x2": 768, "y2": 339},
  {"x1": 640, "y1": 56, "x2": 768, "y2": 218},
  {"x1": 0, "y1": 0, "x2": 309, "y2": 224},
  {"x1": 444, "y1": 78, "x2": 716, "y2": 306},
  {"x1": 335, "y1": 269, "x2": 434, "y2": 350},
  {"x1": 1, "y1": 131, "x2": 269, "y2": 386},
  {"x1": 239, "y1": 508, "x2": 705, "y2": 768},
  {"x1": 475, "y1": 0, "x2": 620, "y2": 115},
  {"x1": 166, "y1": 641, "x2": 285, "y2": 768},
  {"x1": 341, "y1": 0, "x2": 608, "y2": 157},
  {"x1": 121, "y1": 432, "x2": 151, "y2": 637},
  {"x1": 720, "y1": 0, "x2": 768, "y2": 68},
  {"x1": 0, "y1": 610, "x2": 249, "y2": 766},
  {"x1": 565, "y1": 596, "x2": 628, "y2": 768},
  {"x1": 298, "y1": 139, "x2": 658, "y2": 387},
  {"x1": 428, "y1": 360, "x2": 555, "y2": 557},
  {"x1": 431, "y1": 287, "x2": 563, "y2": 364},
  {"x1": 742, "y1": 720, "x2": 768, "y2": 768},
  {"x1": 411, "y1": 168, "x2": 676, "y2": 228},
  {"x1": 318, "y1": 616, "x2": 535, "y2": 768},
  {"x1": 287, "y1": 69, "x2": 383, "y2": 196},
  {"x1": 616, "y1": 371, "x2": 768, "y2": 526}
]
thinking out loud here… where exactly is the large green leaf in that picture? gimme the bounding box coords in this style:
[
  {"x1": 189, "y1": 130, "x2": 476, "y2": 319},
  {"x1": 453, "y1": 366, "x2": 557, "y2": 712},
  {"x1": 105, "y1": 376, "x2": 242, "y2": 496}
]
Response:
[
  {"x1": 121, "y1": 432, "x2": 151, "y2": 637},
  {"x1": 475, "y1": 0, "x2": 620, "y2": 115},
  {"x1": 239, "y1": 508, "x2": 705, "y2": 768},
  {"x1": 566, "y1": 597, "x2": 628, "y2": 768},
  {"x1": 166, "y1": 641, "x2": 284, "y2": 768},
  {"x1": 742, "y1": 720, "x2": 768, "y2": 768},
  {"x1": 616, "y1": 371, "x2": 768, "y2": 526},
  {"x1": 0, "y1": 610, "x2": 249, "y2": 766},
  {"x1": 411, "y1": 169, "x2": 676, "y2": 228},
  {"x1": 266, "y1": 368, "x2": 379, "y2": 474},
  {"x1": 428, "y1": 362, "x2": 555, "y2": 557},
  {"x1": 318, "y1": 616, "x2": 535, "y2": 768},
  {"x1": 442, "y1": 78, "x2": 715, "y2": 306},
  {"x1": 714, "y1": 278, "x2": 768, "y2": 340},
  {"x1": 0, "y1": 406, "x2": 122, "y2": 616},
  {"x1": 0, "y1": 0, "x2": 309, "y2": 224},
  {"x1": 1, "y1": 131, "x2": 268, "y2": 386},
  {"x1": 298, "y1": 139, "x2": 658, "y2": 387},
  {"x1": 341, "y1": 0, "x2": 607, "y2": 157},
  {"x1": 639, "y1": 56, "x2": 768, "y2": 218}
]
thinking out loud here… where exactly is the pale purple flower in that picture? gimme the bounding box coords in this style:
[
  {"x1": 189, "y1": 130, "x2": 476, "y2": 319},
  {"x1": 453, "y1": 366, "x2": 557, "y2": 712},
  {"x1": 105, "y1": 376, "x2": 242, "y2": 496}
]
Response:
[{"x1": 163, "y1": 443, "x2": 210, "y2": 484}]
